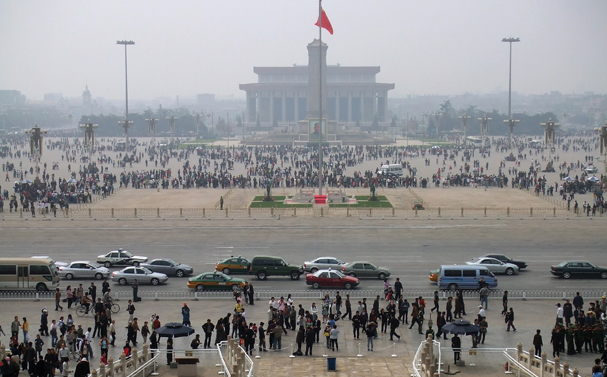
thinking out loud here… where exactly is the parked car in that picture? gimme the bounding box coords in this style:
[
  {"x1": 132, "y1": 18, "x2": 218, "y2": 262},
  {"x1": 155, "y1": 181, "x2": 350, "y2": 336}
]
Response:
[
  {"x1": 550, "y1": 261, "x2": 607, "y2": 279},
  {"x1": 187, "y1": 271, "x2": 247, "y2": 292},
  {"x1": 140, "y1": 259, "x2": 193, "y2": 277},
  {"x1": 249, "y1": 255, "x2": 303, "y2": 280},
  {"x1": 481, "y1": 254, "x2": 527, "y2": 269},
  {"x1": 111, "y1": 267, "x2": 168, "y2": 286},
  {"x1": 303, "y1": 257, "x2": 346, "y2": 273},
  {"x1": 585, "y1": 166, "x2": 598, "y2": 174},
  {"x1": 306, "y1": 269, "x2": 359, "y2": 289},
  {"x1": 466, "y1": 257, "x2": 519, "y2": 275},
  {"x1": 437, "y1": 265, "x2": 498, "y2": 290},
  {"x1": 341, "y1": 261, "x2": 390, "y2": 279},
  {"x1": 58, "y1": 261, "x2": 111, "y2": 280},
  {"x1": 97, "y1": 249, "x2": 148, "y2": 268},
  {"x1": 215, "y1": 256, "x2": 251, "y2": 275}
]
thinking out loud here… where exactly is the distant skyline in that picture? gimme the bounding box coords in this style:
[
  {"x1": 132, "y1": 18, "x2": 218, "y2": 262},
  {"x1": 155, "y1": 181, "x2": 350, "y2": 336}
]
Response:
[{"x1": 1, "y1": 0, "x2": 606, "y2": 101}]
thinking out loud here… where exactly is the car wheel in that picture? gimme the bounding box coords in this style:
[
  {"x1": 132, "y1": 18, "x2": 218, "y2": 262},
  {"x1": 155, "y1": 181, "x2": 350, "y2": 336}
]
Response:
[
  {"x1": 563, "y1": 272, "x2": 571, "y2": 279},
  {"x1": 348, "y1": 272, "x2": 357, "y2": 277},
  {"x1": 602, "y1": 272, "x2": 607, "y2": 279},
  {"x1": 133, "y1": 262, "x2": 140, "y2": 267},
  {"x1": 95, "y1": 273, "x2": 103, "y2": 280},
  {"x1": 36, "y1": 283, "x2": 48, "y2": 292},
  {"x1": 345, "y1": 283, "x2": 352, "y2": 289},
  {"x1": 104, "y1": 262, "x2": 112, "y2": 268},
  {"x1": 176, "y1": 270, "x2": 184, "y2": 278},
  {"x1": 118, "y1": 278, "x2": 127, "y2": 286},
  {"x1": 310, "y1": 267, "x2": 318, "y2": 273},
  {"x1": 378, "y1": 273, "x2": 387, "y2": 280},
  {"x1": 312, "y1": 282, "x2": 320, "y2": 289},
  {"x1": 505, "y1": 268, "x2": 514, "y2": 276},
  {"x1": 231, "y1": 284, "x2": 240, "y2": 292},
  {"x1": 196, "y1": 284, "x2": 205, "y2": 292},
  {"x1": 65, "y1": 273, "x2": 74, "y2": 280},
  {"x1": 222, "y1": 268, "x2": 230, "y2": 275},
  {"x1": 448, "y1": 283, "x2": 458, "y2": 290},
  {"x1": 151, "y1": 278, "x2": 159, "y2": 286},
  {"x1": 290, "y1": 271, "x2": 300, "y2": 280},
  {"x1": 257, "y1": 271, "x2": 267, "y2": 280}
]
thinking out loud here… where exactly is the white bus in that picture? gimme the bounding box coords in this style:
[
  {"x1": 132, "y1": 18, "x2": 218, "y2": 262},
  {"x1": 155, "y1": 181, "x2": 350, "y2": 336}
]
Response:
[
  {"x1": 378, "y1": 164, "x2": 404, "y2": 177},
  {"x1": 0, "y1": 257, "x2": 61, "y2": 291}
]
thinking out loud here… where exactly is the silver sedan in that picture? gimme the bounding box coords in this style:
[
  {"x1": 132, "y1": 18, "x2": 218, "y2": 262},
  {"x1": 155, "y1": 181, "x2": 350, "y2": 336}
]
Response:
[
  {"x1": 111, "y1": 267, "x2": 169, "y2": 286},
  {"x1": 140, "y1": 259, "x2": 194, "y2": 277},
  {"x1": 466, "y1": 257, "x2": 520, "y2": 275},
  {"x1": 59, "y1": 261, "x2": 111, "y2": 280}
]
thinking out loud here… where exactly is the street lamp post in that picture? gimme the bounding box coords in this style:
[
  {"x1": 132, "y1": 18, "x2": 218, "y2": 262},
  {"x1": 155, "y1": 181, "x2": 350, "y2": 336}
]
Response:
[
  {"x1": 595, "y1": 121, "x2": 607, "y2": 175},
  {"x1": 194, "y1": 113, "x2": 201, "y2": 138},
  {"x1": 502, "y1": 37, "x2": 520, "y2": 150},
  {"x1": 145, "y1": 117, "x2": 158, "y2": 145},
  {"x1": 459, "y1": 114, "x2": 471, "y2": 146},
  {"x1": 478, "y1": 114, "x2": 492, "y2": 150},
  {"x1": 166, "y1": 116, "x2": 177, "y2": 144},
  {"x1": 25, "y1": 123, "x2": 47, "y2": 184},
  {"x1": 79, "y1": 120, "x2": 98, "y2": 170},
  {"x1": 117, "y1": 40, "x2": 135, "y2": 151},
  {"x1": 206, "y1": 112, "x2": 214, "y2": 145},
  {"x1": 434, "y1": 112, "x2": 442, "y2": 140},
  {"x1": 540, "y1": 118, "x2": 560, "y2": 169}
]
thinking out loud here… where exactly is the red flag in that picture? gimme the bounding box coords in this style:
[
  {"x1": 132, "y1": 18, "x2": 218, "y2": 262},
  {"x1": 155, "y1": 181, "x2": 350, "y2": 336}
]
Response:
[{"x1": 315, "y1": 7, "x2": 333, "y2": 35}]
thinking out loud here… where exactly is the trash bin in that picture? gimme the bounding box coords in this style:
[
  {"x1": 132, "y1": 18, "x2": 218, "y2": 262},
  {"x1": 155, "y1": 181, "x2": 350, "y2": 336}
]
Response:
[{"x1": 327, "y1": 357, "x2": 336, "y2": 371}]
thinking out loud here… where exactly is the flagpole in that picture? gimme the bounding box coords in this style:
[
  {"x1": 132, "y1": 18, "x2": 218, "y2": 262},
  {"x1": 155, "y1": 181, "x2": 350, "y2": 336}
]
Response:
[{"x1": 318, "y1": 0, "x2": 323, "y2": 196}]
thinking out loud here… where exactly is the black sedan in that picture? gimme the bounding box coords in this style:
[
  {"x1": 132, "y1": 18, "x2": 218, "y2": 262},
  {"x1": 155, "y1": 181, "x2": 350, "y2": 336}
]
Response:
[
  {"x1": 482, "y1": 254, "x2": 527, "y2": 269},
  {"x1": 550, "y1": 261, "x2": 607, "y2": 279}
]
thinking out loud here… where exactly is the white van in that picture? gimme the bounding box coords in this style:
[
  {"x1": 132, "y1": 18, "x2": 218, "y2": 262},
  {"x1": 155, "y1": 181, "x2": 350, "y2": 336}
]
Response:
[{"x1": 378, "y1": 164, "x2": 403, "y2": 177}]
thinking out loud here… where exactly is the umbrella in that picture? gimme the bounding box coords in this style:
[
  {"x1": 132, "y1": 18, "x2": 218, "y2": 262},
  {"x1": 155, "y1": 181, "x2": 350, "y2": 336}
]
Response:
[
  {"x1": 155, "y1": 322, "x2": 195, "y2": 338},
  {"x1": 67, "y1": 178, "x2": 78, "y2": 184},
  {"x1": 21, "y1": 179, "x2": 32, "y2": 184},
  {"x1": 587, "y1": 176, "x2": 600, "y2": 182},
  {"x1": 441, "y1": 320, "x2": 480, "y2": 335},
  {"x1": 563, "y1": 176, "x2": 573, "y2": 182}
]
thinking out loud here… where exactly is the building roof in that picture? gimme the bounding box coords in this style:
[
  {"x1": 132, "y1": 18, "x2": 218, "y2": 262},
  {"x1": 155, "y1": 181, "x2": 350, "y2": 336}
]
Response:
[{"x1": 253, "y1": 66, "x2": 381, "y2": 75}]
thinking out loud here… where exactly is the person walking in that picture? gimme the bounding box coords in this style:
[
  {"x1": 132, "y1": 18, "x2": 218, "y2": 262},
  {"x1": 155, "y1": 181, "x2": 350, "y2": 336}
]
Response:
[
  {"x1": 247, "y1": 283, "x2": 254, "y2": 305},
  {"x1": 533, "y1": 329, "x2": 543, "y2": 357},
  {"x1": 452, "y1": 334, "x2": 461, "y2": 364},
  {"x1": 366, "y1": 322, "x2": 376, "y2": 351},
  {"x1": 506, "y1": 308, "x2": 516, "y2": 331},
  {"x1": 389, "y1": 314, "x2": 401, "y2": 341},
  {"x1": 409, "y1": 303, "x2": 419, "y2": 330},
  {"x1": 329, "y1": 325, "x2": 339, "y2": 351},
  {"x1": 11, "y1": 316, "x2": 21, "y2": 341},
  {"x1": 55, "y1": 289, "x2": 64, "y2": 311},
  {"x1": 479, "y1": 285, "x2": 489, "y2": 310},
  {"x1": 556, "y1": 303, "x2": 564, "y2": 326},
  {"x1": 446, "y1": 297, "x2": 453, "y2": 322},
  {"x1": 393, "y1": 278, "x2": 403, "y2": 299},
  {"x1": 132, "y1": 280, "x2": 139, "y2": 302},
  {"x1": 341, "y1": 294, "x2": 352, "y2": 320},
  {"x1": 479, "y1": 316, "x2": 488, "y2": 344},
  {"x1": 305, "y1": 327, "x2": 314, "y2": 356},
  {"x1": 431, "y1": 291, "x2": 440, "y2": 313},
  {"x1": 501, "y1": 291, "x2": 509, "y2": 316},
  {"x1": 166, "y1": 336, "x2": 173, "y2": 365},
  {"x1": 202, "y1": 319, "x2": 214, "y2": 348},
  {"x1": 181, "y1": 304, "x2": 191, "y2": 326}
]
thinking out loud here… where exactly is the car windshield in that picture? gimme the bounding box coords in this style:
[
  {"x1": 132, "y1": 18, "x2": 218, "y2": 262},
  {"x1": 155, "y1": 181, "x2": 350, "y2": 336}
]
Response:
[{"x1": 89, "y1": 262, "x2": 101, "y2": 269}]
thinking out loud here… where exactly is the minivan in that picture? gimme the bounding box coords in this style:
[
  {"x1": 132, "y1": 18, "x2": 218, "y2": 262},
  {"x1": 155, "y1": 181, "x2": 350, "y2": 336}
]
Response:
[
  {"x1": 378, "y1": 164, "x2": 403, "y2": 177},
  {"x1": 249, "y1": 256, "x2": 303, "y2": 280},
  {"x1": 437, "y1": 265, "x2": 497, "y2": 290}
]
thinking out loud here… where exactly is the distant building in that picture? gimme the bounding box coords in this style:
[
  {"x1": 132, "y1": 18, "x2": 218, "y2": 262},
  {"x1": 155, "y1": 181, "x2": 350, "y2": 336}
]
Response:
[
  {"x1": 82, "y1": 85, "x2": 91, "y2": 108},
  {"x1": 239, "y1": 40, "x2": 395, "y2": 125},
  {"x1": 197, "y1": 94, "x2": 216, "y2": 110},
  {"x1": 0, "y1": 90, "x2": 26, "y2": 106}
]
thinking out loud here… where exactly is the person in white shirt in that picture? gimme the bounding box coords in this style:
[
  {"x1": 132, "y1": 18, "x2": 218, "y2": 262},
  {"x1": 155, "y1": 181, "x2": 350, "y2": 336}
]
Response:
[
  {"x1": 477, "y1": 306, "x2": 485, "y2": 321},
  {"x1": 556, "y1": 303, "x2": 564, "y2": 325}
]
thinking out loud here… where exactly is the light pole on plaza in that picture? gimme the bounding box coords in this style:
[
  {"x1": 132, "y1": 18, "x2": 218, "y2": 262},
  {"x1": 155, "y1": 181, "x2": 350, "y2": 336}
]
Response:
[
  {"x1": 206, "y1": 112, "x2": 214, "y2": 145},
  {"x1": 540, "y1": 117, "x2": 560, "y2": 164},
  {"x1": 434, "y1": 111, "x2": 442, "y2": 140},
  {"x1": 25, "y1": 123, "x2": 47, "y2": 184},
  {"x1": 194, "y1": 113, "x2": 201, "y2": 138},
  {"x1": 146, "y1": 117, "x2": 158, "y2": 145},
  {"x1": 502, "y1": 37, "x2": 520, "y2": 150},
  {"x1": 166, "y1": 116, "x2": 177, "y2": 144},
  {"x1": 459, "y1": 114, "x2": 471, "y2": 146},
  {"x1": 79, "y1": 120, "x2": 98, "y2": 169},
  {"x1": 117, "y1": 40, "x2": 135, "y2": 151},
  {"x1": 478, "y1": 114, "x2": 492, "y2": 150},
  {"x1": 595, "y1": 121, "x2": 607, "y2": 175}
]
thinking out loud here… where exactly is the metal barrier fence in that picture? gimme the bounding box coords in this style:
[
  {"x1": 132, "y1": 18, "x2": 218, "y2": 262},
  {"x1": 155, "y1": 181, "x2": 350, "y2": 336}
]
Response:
[{"x1": 2, "y1": 288, "x2": 606, "y2": 301}]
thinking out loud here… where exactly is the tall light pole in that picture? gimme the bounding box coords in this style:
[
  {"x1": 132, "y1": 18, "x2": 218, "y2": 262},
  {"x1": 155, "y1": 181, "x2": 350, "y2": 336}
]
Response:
[
  {"x1": 25, "y1": 124, "x2": 47, "y2": 184},
  {"x1": 595, "y1": 121, "x2": 607, "y2": 175},
  {"x1": 206, "y1": 112, "x2": 214, "y2": 145},
  {"x1": 540, "y1": 117, "x2": 560, "y2": 165},
  {"x1": 145, "y1": 117, "x2": 158, "y2": 145},
  {"x1": 502, "y1": 37, "x2": 520, "y2": 150},
  {"x1": 166, "y1": 116, "x2": 177, "y2": 144},
  {"x1": 459, "y1": 114, "x2": 471, "y2": 146},
  {"x1": 434, "y1": 111, "x2": 442, "y2": 140},
  {"x1": 194, "y1": 113, "x2": 201, "y2": 138},
  {"x1": 117, "y1": 40, "x2": 135, "y2": 151},
  {"x1": 79, "y1": 120, "x2": 98, "y2": 169}
]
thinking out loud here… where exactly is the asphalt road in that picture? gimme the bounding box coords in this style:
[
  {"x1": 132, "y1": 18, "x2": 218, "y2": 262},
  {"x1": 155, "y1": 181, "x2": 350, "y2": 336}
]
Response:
[{"x1": 0, "y1": 217, "x2": 604, "y2": 294}]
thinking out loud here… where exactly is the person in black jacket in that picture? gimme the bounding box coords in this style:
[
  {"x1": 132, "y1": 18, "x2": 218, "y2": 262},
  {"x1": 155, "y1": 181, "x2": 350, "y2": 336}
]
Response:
[
  {"x1": 296, "y1": 327, "x2": 304, "y2": 354},
  {"x1": 244, "y1": 325, "x2": 256, "y2": 355},
  {"x1": 202, "y1": 319, "x2": 215, "y2": 348},
  {"x1": 73, "y1": 358, "x2": 90, "y2": 377},
  {"x1": 305, "y1": 327, "x2": 315, "y2": 356},
  {"x1": 533, "y1": 329, "x2": 543, "y2": 356},
  {"x1": 452, "y1": 335, "x2": 461, "y2": 364}
]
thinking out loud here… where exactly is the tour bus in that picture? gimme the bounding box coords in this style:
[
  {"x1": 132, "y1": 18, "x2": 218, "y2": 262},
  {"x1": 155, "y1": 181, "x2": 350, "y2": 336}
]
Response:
[
  {"x1": 378, "y1": 164, "x2": 404, "y2": 177},
  {"x1": 0, "y1": 257, "x2": 61, "y2": 291}
]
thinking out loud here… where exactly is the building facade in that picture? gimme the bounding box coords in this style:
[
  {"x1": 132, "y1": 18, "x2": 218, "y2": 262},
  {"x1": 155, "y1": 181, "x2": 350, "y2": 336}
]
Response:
[{"x1": 239, "y1": 40, "x2": 395, "y2": 126}]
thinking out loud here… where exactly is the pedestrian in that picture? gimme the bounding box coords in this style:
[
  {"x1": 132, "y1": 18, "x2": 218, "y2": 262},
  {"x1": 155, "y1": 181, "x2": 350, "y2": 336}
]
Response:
[
  {"x1": 506, "y1": 308, "x2": 516, "y2": 331},
  {"x1": 436, "y1": 312, "x2": 447, "y2": 340},
  {"x1": 533, "y1": 329, "x2": 543, "y2": 357},
  {"x1": 247, "y1": 283, "x2": 254, "y2": 305},
  {"x1": 479, "y1": 316, "x2": 488, "y2": 344},
  {"x1": 573, "y1": 292, "x2": 584, "y2": 312},
  {"x1": 305, "y1": 327, "x2": 314, "y2": 356},
  {"x1": 140, "y1": 322, "x2": 149, "y2": 344},
  {"x1": 556, "y1": 303, "x2": 564, "y2": 326},
  {"x1": 22, "y1": 317, "x2": 29, "y2": 342},
  {"x1": 126, "y1": 300, "x2": 136, "y2": 323},
  {"x1": 73, "y1": 357, "x2": 89, "y2": 377},
  {"x1": 257, "y1": 322, "x2": 266, "y2": 352},
  {"x1": 502, "y1": 291, "x2": 508, "y2": 316},
  {"x1": 352, "y1": 311, "x2": 361, "y2": 339},
  {"x1": 394, "y1": 278, "x2": 403, "y2": 298},
  {"x1": 190, "y1": 334, "x2": 201, "y2": 349},
  {"x1": 202, "y1": 319, "x2": 214, "y2": 348},
  {"x1": 109, "y1": 320, "x2": 116, "y2": 347},
  {"x1": 389, "y1": 314, "x2": 401, "y2": 341},
  {"x1": 409, "y1": 303, "x2": 419, "y2": 330},
  {"x1": 431, "y1": 291, "x2": 439, "y2": 313},
  {"x1": 88, "y1": 283, "x2": 96, "y2": 303},
  {"x1": 446, "y1": 297, "x2": 453, "y2": 322},
  {"x1": 477, "y1": 306, "x2": 485, "y2": 322},
  {"x1": 181, "y1": 304, "x2": 191, "y2": 326},
  {"x1": 40, "y1": 309, "x2": 49, "y2": 336},
  {"x1": 452, "y1": 334, "x2": 461, "y2": 364},
  {"x1": 132, "y1": 279, "x2": 139, "y2": 302},
  {"x1": 55, "y1": 289, "x2": 63, "y2": 311},
  {"x1": 66, "y1": 286, "x2": 73, "y2": 309},
  {"x1": 479, "y1": 285, "x2": 489, "y2": 310},
  {"x1": 166, "y1": 336, "x2": 173, "y2": 365},
  {"x1": 341, "y1": 294, "x2": 352, "y2": 320},
  {"x1": 563, "y1": 299, "x2": 573, "y2": 327},
  {"x1": 11, "y1": 316, "x2": 21, "y2": 341},
  {"x1": 551, "y1": 327, "x2": 562, "y2": 357},
  {"x1": 329, "y1": 325, "x2": 339, "y2": 351}
]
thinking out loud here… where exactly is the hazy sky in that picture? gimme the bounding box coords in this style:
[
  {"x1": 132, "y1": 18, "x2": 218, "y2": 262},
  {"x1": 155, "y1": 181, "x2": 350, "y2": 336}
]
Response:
[{"x1": 1, "y1": 0, "x2": 606, "y2": 101}]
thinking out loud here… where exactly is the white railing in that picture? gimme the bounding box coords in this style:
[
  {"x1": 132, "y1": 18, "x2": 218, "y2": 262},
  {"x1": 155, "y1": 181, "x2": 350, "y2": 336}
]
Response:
[
  {"x1": 92, "y1": 345, "x2": 152, "y2": 377},
  {"x1": 412, "y1": 336, "x2": 441, "y2": 377},
  {"x1": 217, "y1": 337, "x2": 254, "y2": 377}
]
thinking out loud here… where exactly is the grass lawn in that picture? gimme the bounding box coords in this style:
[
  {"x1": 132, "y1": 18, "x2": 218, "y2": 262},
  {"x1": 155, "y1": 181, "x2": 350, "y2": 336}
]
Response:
[{"x1": 250, "y1": 202, "x2": 312, "y2": 208}]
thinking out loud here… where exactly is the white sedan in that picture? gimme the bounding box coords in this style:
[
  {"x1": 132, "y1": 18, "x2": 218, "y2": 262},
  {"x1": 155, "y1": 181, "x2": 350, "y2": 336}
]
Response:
[
  {"x1": 59, "y1": 261, "x2": 111, "y2": 280},
  {"x1": 466, "y1": 257, "x2": 520, "y2": 275},
  {"x1": 111, "y1": 267, "x2": 168, "y2": 286}
]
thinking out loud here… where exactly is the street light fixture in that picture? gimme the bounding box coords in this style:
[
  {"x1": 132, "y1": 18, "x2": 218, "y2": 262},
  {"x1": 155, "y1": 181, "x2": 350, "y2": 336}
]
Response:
[
  {"x1": 434, "y1": 111, "x2": 442, "y2": 139},
  {"x1": 117, "y1": 40, "x2": 135, "y2": 151},
  {"x1": 145, "y1": 117, "x2": 158, "y2": 145},
  {"x1": 25, "y1": 123, "x2": 47, "y2": 184},
  {"x1": 502, "y1": 37, "x2": 520, "y2": 150},
  {"x1": 459, "y1": 114, "x2": 471, "y2": 146},
  {"x1": 166, "y1": 116, "x2": 177, "y2": 144},
  {"x1": 79, "y1": 120, "x2": 98, "y2": 169},
  {"x1": 595, "y1": 121, "x2": 607, "y2": 175},
  {"x1": 478, "y1": 114, "x2": 492, "y2": 150},
  {"x1": 540, "y1": 117, "x2": 560, "y2": 168}
]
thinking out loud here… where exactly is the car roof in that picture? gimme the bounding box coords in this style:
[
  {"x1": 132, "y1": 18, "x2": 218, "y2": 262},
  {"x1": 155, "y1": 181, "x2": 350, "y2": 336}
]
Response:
[
  {"x1": 471, "y1": 257, "x2": 501, "y2": 262},
  {"x1": 69, "y1": 261, "x2": 95, "y2": 264},
  {"x1": 441, "y1": 264, "x2": 491, "y2": 270},
  {"x1": 311, "y1": 257, "x2": 339, "y2": 261}
]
